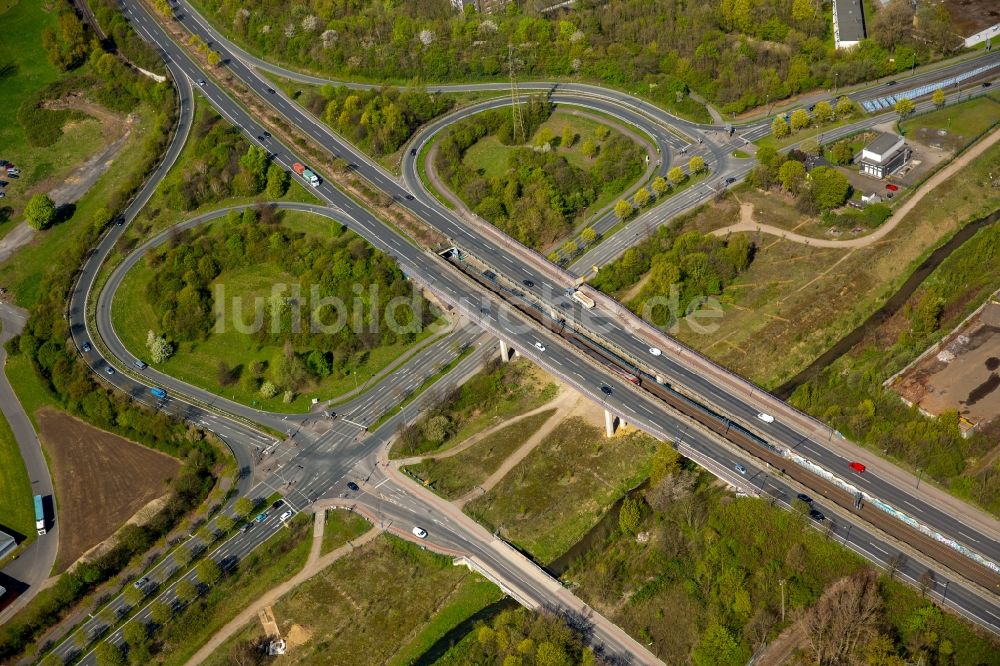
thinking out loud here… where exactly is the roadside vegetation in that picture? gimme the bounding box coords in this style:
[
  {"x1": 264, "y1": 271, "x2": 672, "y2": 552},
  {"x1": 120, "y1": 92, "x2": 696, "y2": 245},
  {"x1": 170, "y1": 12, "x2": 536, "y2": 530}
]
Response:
[
  {"x1": 590, "y1": 226, "x2": 753, "y2": 328},
  {"x1": 191, "y1": 0, "x2": 961, "y2": 118},
  {"x1": 562, "y1": 456, "x2": 1000, "y2": 664},
  {"x1": 403, "y1": 409, "x2": 556, "y2": 500},
  {"x1": 0, "y1": 0, "x2": 173, "y2": 289},
  {"x1": 114, "y1": 207, "x2": 438, "y2": 411},
  {"x1": 319, "y1": 509, "x2": 370, "y2": 555},
  {"x1": 790, "y1": 220, "x2": 1000, "y2": 514},
  {"x1": 899, "y1": 94, "x2": 1000, "y2": 149},
  {"x1": 465, "y1": 417, "x2": 659, "y2": 564},
  {"x1": 201, "y1": 535, "x2": 502, "y2": 666},
  {"x1": 390, "y1": 358, "x2": 558, "y2": 459},
  {"x1": 120, "y1": 514, "x2": 313, "y2": 666},
  {"x1": 435, "y1": 99, "x2": 645, "y2": 250},
  {"x1": 293, "y1": 83, "x2": 453, "y2": 160},
  {"x1": 0, "y1": 409, "x2": 35, "y2": 558}
]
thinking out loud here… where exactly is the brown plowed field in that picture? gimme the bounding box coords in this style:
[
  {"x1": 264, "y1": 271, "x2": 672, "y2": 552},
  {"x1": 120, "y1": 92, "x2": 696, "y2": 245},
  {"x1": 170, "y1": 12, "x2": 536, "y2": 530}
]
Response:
[{"x1": 37, "y1": 409, "x2": 181, "y2": 572}]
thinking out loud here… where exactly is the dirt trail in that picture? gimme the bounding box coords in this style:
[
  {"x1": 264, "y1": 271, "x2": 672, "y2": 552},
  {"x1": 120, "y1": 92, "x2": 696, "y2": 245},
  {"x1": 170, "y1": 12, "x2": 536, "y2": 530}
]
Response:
[
  {"x1": 711, "y1": 126, "x2": 1000, "y2": 248},
  {"x1": 393, "y1": 386, "x2": 570, "y2": 467},
  {"x1": 185, "y1": 511, "x2": 379, "y2": 666}
]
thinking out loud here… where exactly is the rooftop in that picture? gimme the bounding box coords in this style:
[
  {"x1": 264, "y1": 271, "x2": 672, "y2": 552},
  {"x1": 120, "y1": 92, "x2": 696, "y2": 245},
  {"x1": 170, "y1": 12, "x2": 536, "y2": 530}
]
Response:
[
  {"x1": 834, "y1": 0, "x2": 867, "y2": 44},
  {"x1": 864, "y1": 132, "x2": 904, "y2": 158}
]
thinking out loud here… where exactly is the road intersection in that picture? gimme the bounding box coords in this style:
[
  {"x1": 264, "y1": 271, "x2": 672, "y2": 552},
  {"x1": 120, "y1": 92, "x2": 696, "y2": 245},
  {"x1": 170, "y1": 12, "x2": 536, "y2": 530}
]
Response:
[{"x1": 9, "y1": 0, "x2": 1000, "y2": 661}]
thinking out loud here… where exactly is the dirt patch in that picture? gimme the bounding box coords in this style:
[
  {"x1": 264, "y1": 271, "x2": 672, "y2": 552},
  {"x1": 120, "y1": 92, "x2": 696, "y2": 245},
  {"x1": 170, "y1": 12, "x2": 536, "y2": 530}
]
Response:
[
  {"x1": 891, "y1": 299, "x2": 1000, "y2": 436},
  {"x1": 36, "y1": 408, "x2": 181, "y2": 572},
  {"x1": 284, "y1": 623, "x2": 312, "y2": 649},
  {"x1": 942, "y1": 0, "x2": 1000, "y2": 36}
]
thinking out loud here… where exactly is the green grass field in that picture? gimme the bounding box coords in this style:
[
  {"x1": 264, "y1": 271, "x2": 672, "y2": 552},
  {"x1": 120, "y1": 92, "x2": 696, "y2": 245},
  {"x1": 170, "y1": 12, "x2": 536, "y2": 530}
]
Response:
[
  {"x1": 0, "y1": 408, "x2": 35, "y2": 555},
  {"x1": 3, "y1": 352, "x2": 58, "y2": 429},
  {"x1": 201, "y1": 535, "x2": 500, "y2": 666},
  {"x1": 899, "y1": 95, "x2": 1000, "y2": 147},
  {"x1": 404, "y1": 409, "x2": 556, "y2": 500},
  {"x1": 0, "y1": 0, "x2": 100, "y2": 234},
  {"x1": 464, "y1": 417, "x2": 658, "y2": 564},
  {"x1": 112, "y1": 211, "x2": 437, "y2": 413},
  {"x1": 319, "y1": 509, "x2": 370, "y2": 555}
]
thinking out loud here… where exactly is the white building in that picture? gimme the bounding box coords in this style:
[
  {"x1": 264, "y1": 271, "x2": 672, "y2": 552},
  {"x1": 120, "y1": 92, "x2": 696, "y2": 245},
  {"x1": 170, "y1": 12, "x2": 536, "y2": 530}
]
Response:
[
  {"x1": 859, "y1": 132, "x2": 911, "y2": 179},
  {"x1": 833, "y1": 0, "x2": 867, "y2": 49}
]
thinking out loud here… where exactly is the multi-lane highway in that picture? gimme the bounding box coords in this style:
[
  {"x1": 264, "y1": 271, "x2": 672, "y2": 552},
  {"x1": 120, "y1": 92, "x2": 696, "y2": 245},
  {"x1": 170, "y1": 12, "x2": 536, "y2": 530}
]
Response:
[{"x1": 23, "y1": 0, "x2": 1000, "y2": 660}]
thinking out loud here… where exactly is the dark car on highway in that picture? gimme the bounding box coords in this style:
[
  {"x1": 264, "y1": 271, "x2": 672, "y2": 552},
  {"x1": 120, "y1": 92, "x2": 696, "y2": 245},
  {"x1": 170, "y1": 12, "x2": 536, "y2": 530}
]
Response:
[
  {"x1": 600, "y1": 385, "x2": 612, "y2": 395},
  {"x1": 796, "y1": 493, "x2": 813, "y2": 504},
  {"x1": 809, "y1": 509, "x2": 826, "y2": 521}
]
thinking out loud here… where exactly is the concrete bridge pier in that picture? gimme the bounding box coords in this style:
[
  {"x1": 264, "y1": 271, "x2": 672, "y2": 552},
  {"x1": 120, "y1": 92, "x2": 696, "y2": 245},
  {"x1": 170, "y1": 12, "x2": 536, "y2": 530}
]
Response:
[{"x1": 499, "y1": 339, "x2": 514, "y2": 362}]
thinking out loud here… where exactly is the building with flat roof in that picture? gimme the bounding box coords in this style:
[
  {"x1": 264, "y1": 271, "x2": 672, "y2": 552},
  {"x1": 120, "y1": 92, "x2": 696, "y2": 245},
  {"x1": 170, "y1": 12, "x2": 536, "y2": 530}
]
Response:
[
  {"x1": 0, "y1": 530, "x2": 16, "y2": 560},
  {"x1": 833, "y1": 0, "x2": 867, "y2": 49},
  {"x1": 859, "y1": 132, "x2": 911, "y2": 179},
  {"x1": 450, "y1": 0, "x2": 511, "y2": 12}
]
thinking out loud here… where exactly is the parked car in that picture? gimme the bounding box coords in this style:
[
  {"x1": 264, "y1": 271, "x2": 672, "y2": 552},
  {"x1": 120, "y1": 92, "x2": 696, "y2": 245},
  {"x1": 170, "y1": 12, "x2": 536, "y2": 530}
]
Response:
[
  {"x1": 412, "y1": 526, "x2": 428, "y2": 539},
  {"x1": 849, "y1": 461, "x2": 866, "y2": 473},
  {"x1": 885, "y1": 183, "x2": 899, "y2": 191}
]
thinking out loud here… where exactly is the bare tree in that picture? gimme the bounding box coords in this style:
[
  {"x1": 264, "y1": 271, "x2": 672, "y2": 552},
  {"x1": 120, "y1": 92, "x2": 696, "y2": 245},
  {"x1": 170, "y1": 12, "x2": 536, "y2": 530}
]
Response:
[{"x1": 803, "y1": 569, "x2": 883, "y2": 666}]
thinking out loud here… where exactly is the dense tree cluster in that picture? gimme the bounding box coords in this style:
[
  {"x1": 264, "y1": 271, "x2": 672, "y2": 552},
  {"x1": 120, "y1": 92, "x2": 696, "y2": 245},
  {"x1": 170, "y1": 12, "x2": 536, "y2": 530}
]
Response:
[
  {"x1": 196, "y1": 0, "x2": 961, "y2": 116},
  {"x1": 161, "y1": 116, "x2": 267, "y2": 211},
  {"x1": 42, "y1": 7, "x2": 89, "y2": 72},
  {"x1": 89, "y1": 0, "x2": 166, "y2": 73},
  {"x1": 436, "y1": 99, "x2": 642, "y2": 248},
  {"x1": 141, "y1": 207, "x2": 432, "y2": 396},
  {"x1": 295, "y1": 85, "x2": 453, "y2": 157},
  {"x1": 591, "y1": 227, "x2": 752, "y2": 327},
  {"x1": 790, "y1": 221, "x2": 1000, "y2": 512},
  {"x1": 750, "y1": 146, "x2": 851, "y2": 212},
  {"x1": 460, "y1": 608, "x2": 595, "y2": 665}
]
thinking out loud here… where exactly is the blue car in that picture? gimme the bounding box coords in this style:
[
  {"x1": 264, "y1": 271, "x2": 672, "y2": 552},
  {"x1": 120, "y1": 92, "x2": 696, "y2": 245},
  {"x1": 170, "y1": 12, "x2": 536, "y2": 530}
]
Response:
[
  {"x1": 150, "y1": 387, "x2": 167, "y2": 399},
  {"x1": 254, "y1": 512, "x2": 267, "y2": 523}
]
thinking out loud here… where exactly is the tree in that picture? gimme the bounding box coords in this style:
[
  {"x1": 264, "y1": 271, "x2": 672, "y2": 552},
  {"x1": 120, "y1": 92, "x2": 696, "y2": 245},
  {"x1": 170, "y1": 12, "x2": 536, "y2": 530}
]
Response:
[
  {"x1": 240, "y1": 146, "x2": 269, "y2": 193},
  {"x1": 123, "y1": 584, "x2": 145, "y2": 607},
  {"x1": 689, "y1": 155, "x2": 705, "y2": 175},
  {"x1": 618, "y1": 496, "x2": 641, "y2": 534},
  {"x1": 803, "y1": 569, "x2": 882, "y2": 665},
  {"x1": 580, "y1": 227, "x2": 597, "y2": 245},
  {"x1": 830, "y1": 140, "x2": 855, "y2": 165},
  {"x1": 613, "y1": 199, "x2": 633, "y2": 220},
  {"x1": 259, "y1": 381, "x2": 278, "y2": 399},
  {"x1": 423, "y1": 414, "x2": 451, "y2": 443},
  {"x1": 791, "y1": 0, "x2": 814, "y2": 21},
  {"x1": 778, "y1": 160, "x2": 806, "y2": 193},
  {"x1": 94, "y1": 642, "x2": 126, "y2": 666},
  {"x1": 25, "y1": 194, "x2": 56, "y2": 231},
  {"x1": 810, "y1": 166, "x2": 851, "y2": 210},
  {"x1": 813, "y1": 100, "x2": 834, "y2": 124},
  {"x1": 265, "y1": 164, "x2": 290, "y2": 198},
  {"x1": 580, "y1": 138, "x2": 597, "y2": 158},
  {"x1": 215, "y1": 514, "x2": 235, "y2": 533},
  {"x1": 561, "y1": 239, "x2": 578, "y2": 257},
  {"x1": 667, "y1": 166, "x2": 685, "y2": 186},
  {"x1": 790, "y1": 108, "x2": 811, "y2": 131},
  {"x1": 932, "y1": 88, "x2": 945, "y2": 108},
  {"x1": 692, "y1": 623, "x2": 750, "y2": 666},
  {"x1": 174, "y1": 578, "x2": 198, "y2": 604},
  {"x1": 894, "y1": 97, "x2": 915, "y2": 118},
  {"x1": 174, "y1": 544, "x2": 196, "y2": 567},
  {"x1": 122, "y1": 621, "x2": 148, "y2": 650},
  {"x1": 836, "y1": 96, "x2": 855, "y2": 117},
  {"x1": 146, "y1": 330, "x2": 173, "y2": 364},
  {"x1": 651, "y1": 176, "x2": 669, "y2": 197},
  {"x1": 234, "y1": 496, "x2": 255, "y2": 518},
  {"x1": 771, "y1": 115, "x2": 789, "y2": 138},
  {"x1": 633, "y1": 187, "x2": 651, "y2": 208},
  {"x1": 207, "y1": 50, "x2": 222, "y2": 67},
  {"x1": 149, "y1": 600, "x2": 172, "y2": 626},
  {"x1": 560, "y1": 125, "x2": 575, "y2": 148},
  {"x1": 196, "y1": 558, "x2": 222, "y2": 586},
  {"x1": 649, "y1": 443, "x2": 681, "y2": 485}
]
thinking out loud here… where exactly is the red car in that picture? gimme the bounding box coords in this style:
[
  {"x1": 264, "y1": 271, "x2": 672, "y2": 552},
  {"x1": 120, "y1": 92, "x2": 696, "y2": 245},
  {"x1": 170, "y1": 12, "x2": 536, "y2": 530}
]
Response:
[
  {"x1": 885, "y1": 183, "x2": 899, "y2": 192},
  {"x1": 849, "y1": 461, "x2": 866, "y2": 473}
]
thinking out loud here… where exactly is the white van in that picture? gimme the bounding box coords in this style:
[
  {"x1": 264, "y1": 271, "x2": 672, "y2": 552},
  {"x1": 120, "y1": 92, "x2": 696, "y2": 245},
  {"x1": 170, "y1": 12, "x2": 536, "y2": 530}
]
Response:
[{"x1": 756, "y1": 412, "x2": 775, "y2": 424}]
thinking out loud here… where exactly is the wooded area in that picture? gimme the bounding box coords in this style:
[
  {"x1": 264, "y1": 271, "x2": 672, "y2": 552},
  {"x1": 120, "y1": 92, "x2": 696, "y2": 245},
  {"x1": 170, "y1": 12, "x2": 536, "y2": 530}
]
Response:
[
  {"x1": 435, "y1": 98, "x2": 643, "y2": 248},
  {"x1": 195, "y1": 0, "x2": 962, "y2": 115}
]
